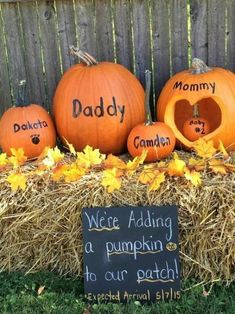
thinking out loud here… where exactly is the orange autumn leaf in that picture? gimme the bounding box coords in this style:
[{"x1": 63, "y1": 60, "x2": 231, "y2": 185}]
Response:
[
  {"x1": 76, "y1": 145, "x2": 105, "y2": 168},
  {"x1": 148, "y1": 172, "x2": 165, "y2": 192},
  {"x1": 167, "y1": 153, "x2": 186, "y2": 177},
  {"x1": 7, "y1": 172, "x2": 27, "y2": 191},
  {"x1": 9, "y1": 148, "x2": 28, "y2": 168},
  {"x1": 193, "y1": 138, "x2": 216, "y2": 159},
  {"x1": 184, "y1": 168, "x2": 201, "y2": 187},
  {"x1": 101, "y1": 168, "x2": 122, "y2": 193},
  {"x1": 209, "y1": 159, "x2": 227, "y2": 175},
  {"x1": 103, "y1": 154, "x2": 127, "y2": 170}
]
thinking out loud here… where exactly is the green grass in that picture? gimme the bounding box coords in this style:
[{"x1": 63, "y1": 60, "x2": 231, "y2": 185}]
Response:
[{"x1": 0, "y1": 271, "x2": 234, "y2": 314}]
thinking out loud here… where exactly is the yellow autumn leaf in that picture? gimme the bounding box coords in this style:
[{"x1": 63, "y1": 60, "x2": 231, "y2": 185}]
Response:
[
  {"x1": 126, "y1": 150, "x2": 148, "y2": 174},
  {"x1": 7, "y1": 172, "x2": 27, "y2": 191},
  {"x1": 167, "y1": 153, "x2": 186, "y2": 176},
  {"x1": 139, "y1": 168, "x2": 158, "y2": 184},
  {"x1": 43, "y1": 147, "x2": 64, "y2": 168},
  {"x1": 51, "y1": 164, "x2": 69, "y2": 181},
  {"x1": 209, "y1": 159, "x2": 227, "y2": 175},
  {"x1": 37, "y1": 146, "x2": 50, "y2": 161},
  {"x1": 9, "y1": 148, "x2": 28, "y2": 168},
  {"x1": 63, "y1": 137, "x2": 76, "y2": 156},
  {"x1": 188, "y1": 157, "x2": 205, "y2": 171},
  {"x1": 193, "y1": 138, "x2": 216, "y2": 159},
  {"x1": 218, "y1": 140, "x2": 229, "y2": 159},
  {"x1": 157, "y1": 161, "x2": 167, "y2": 169},
  {"x1": 0, "y1": 153, "x2": 8, "y2": 167},
  {"x1": 104, "y1": 154, "x2": 127, "y2": 170},
  {"x1": 184, "y1": 168, "x2": 201, "y2": 187},
  {"x1": 101, "y1": 168, "x2": 122, "y2": 193},
  {"x1": 64, "y1": 164, "x2": 86, "y2": 182},
  {"x1": 148, "y1": 172, "x2": 165, "y2": 192},
  {"x1": 76, "y1": 145, "x2": 105, "y2": 168},
  {"x1": 225, "y1": 163, "x2": 235, "y2": 172}
]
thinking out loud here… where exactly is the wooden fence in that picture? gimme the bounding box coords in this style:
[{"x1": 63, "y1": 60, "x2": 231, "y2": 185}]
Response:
[{"x1": 0, "y1": 0, "x2": 235, "y2": 115}]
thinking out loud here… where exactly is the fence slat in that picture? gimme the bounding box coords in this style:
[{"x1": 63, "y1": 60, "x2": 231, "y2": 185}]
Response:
[
  {"x1": 226, "y1": 0, "x2": 235, "y2": 71},
  {"x1": 95, "y1": 0, "x2": 114, "y2": 62},
  {"x1": 0, "y1": 5, "x2": 12, "y2": 113},
  {"x1": 74, "y1": 0, "x2": 96, "y2": 57},
  {"x1": 1, "y1": 2, "x2": 29, "y2": 105},
  {"x1": 20, "y1": 1, "x2": 47, "y2": 106},
  {"x1": 113, "y1": 0, "x2": 133, "y2": 71},
  {"x1": 37, "y1": 0, "x2": 61, "y2": 110},
  {"x1": 207, "y1": 0, "x2": 226, "y2": 67},
  {"x1": 151, "y1": 0, "x2": 170, "y2": 101},
  {"x1": 131, "y1": 0, "x2": 152, "y2": 86},
  {"x1": 170, "y1": 0, "x2": 188, "y2": 74},
  {"x1": 56, "y1": 0, "x2": 77, "y2": 72},
  {"x1": 190, "y1": 0, "x2": 208, "y2": 63}
]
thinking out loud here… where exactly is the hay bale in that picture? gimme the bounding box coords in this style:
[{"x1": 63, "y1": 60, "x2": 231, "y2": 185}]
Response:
[{"x1": 0, "y1": 152, "x2": 234, "y2": 284}]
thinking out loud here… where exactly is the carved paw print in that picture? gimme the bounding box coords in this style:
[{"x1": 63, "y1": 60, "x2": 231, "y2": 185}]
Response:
[{"x1": 30, "y1": 134, "x2": 40, "y2": 145}]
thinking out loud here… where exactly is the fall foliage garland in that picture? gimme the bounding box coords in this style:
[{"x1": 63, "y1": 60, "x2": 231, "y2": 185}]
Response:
[{"x1": 0, "y1": 138, "x2": 234, "y2": 193}]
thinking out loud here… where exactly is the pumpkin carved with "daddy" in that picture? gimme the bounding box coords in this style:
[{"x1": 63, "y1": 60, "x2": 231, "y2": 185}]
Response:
[
  {"x1": 157, "y1": 58, "x2": 235, "y2": 150},
  {"x1": 53, "y1": 47, "x2": 145, "y2": 155}
]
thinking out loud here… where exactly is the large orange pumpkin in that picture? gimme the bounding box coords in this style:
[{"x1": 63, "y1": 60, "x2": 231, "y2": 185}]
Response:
[
  {"x1": 127, "y1": 70, "x2": 175, "y2": 161},
  {"x1": 0, "y1": 82, "x2": 56, "y2": 158},
  {"x1": 157, "y1": 58, "x2": 235, "y2": 150},
  {"x1": 53, "y1": 47, "x2": 145, "y2": 155}
]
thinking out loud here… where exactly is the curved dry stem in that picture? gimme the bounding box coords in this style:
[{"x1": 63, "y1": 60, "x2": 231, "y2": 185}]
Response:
[
  {"x1": 191, "y1": 58, "x2": 212, "y2": 74},
  {"x1": 70, "y1": 46, "x2": 98, "y2": 66}
]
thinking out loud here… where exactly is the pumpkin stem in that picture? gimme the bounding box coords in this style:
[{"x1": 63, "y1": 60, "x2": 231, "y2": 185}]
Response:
[
  {"x1": 144, "y1": 70, "x2": 153, "y2": 125},
  {"x1": 70, "y1": 46, "x2": 98, "y2": 66},
  {"x1": 193, "y1": 103, "x2": 200, "y2": 118},
  {"x1": 191, "y1": 58, "x2": 212, "y2": 74},
  {"x1": 16, "y1": 80, "x2": 27, "y2": 107}
]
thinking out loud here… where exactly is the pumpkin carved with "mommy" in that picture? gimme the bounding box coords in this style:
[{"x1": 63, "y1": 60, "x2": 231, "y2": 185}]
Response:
[{"x1": 157, "y1": 58, "x2": 235, "y2": 150}]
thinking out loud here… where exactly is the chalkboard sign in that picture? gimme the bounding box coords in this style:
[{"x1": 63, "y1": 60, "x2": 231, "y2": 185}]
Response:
[{"x1": 83, "y1": 205, "x2": 180, "y2": 302}]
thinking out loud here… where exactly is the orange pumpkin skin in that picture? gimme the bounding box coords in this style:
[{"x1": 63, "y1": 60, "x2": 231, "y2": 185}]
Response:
[
  {"x1": 182, "y1": 117, "x2": 210, "y2": 141},
  {"x1": 156, "y1": 59, "x2": 235, "y2": 150},
  {"x1": 53, "y1": 60, "x2": 145, "y2": 155},
  {"x1": 127, "y1": 122, "x2": 176, "y2": 162},
  {"x1": 0, "y1": 104, "x2": 56, "y2": 158}
]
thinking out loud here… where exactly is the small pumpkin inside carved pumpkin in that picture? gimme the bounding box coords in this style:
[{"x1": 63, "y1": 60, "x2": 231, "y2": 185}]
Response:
[
  {"x1": 182, "y1": 103, "x2": 211, "y2": 141},
  {"x1": 53, "y1": 47, "x2": 145, "y2": 155},
  {"x1": 157, "y1": 58, "x2": 235, "y2": 150},
  {"x1": 127, "y1": 70, "x2": 175, "y2": 162},
  {"x1": 0, "y1": 81, "x2": 56, "y2": 158}
]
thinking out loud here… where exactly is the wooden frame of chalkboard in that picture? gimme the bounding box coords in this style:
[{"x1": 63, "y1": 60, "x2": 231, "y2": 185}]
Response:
[{"x1": 83, "y1": 205, "x2": 180, "y2": 302}]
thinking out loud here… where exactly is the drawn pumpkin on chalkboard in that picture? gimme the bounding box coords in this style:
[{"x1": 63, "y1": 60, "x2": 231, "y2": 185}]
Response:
[
  {"x1": 157, "y1": 58, "x2": 235, "y2": 150},
  {"x1": 127, "y1": 70, "x2": 175, "y2": 161},
  {"x1": 53, "y1": 47, "x2": 145, "y2": 155},
  {"x1": 0, "y1": 81, "x2": 56, "y2": 158}
]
